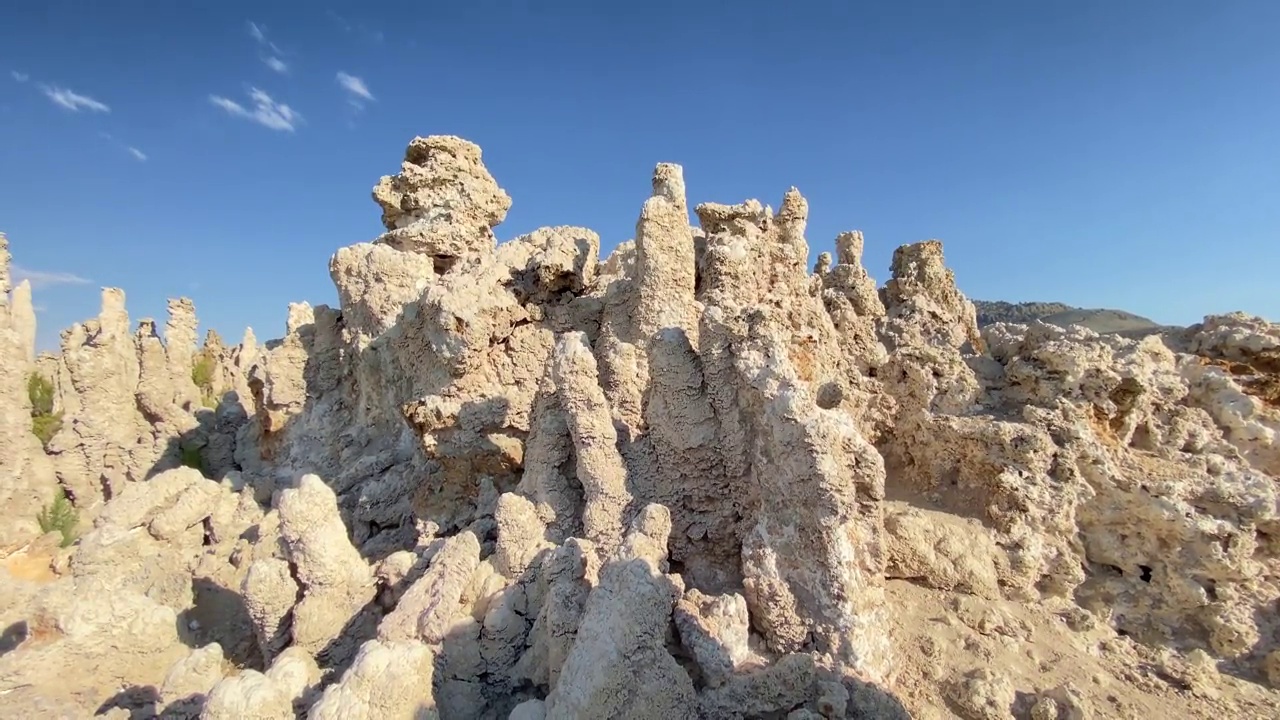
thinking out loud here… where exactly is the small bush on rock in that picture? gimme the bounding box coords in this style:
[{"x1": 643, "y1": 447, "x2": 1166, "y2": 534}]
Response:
[
  {"x1": 192, "y1": 355, "x2": 217, "y2": 408},
  {"x1": 27, "y1": 373, "x2": 54, "y2": 415},
  {"x1": 32, "y1": 413, "x2": 63, "y2": 448},
  {"x1": 180, "y1": 445, "x2": 209, "y2": 478},
  {"x1": 27, "y1": 372, "x2": 63, "y2": 449},
  {"x1": 37, "y1": 487, "x2": 79, "y2": 547}
]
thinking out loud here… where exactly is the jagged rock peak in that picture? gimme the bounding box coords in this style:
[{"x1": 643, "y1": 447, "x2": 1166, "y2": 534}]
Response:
[
  {"x1": 880, "y1": 239, "x2": 983, "y2": 352},
  {"x1": 0, "y1": 231, "x2": 11, "y2": 302},
  {"x1": 371, "y1": 134, "x2": 513, "y2": 267}
]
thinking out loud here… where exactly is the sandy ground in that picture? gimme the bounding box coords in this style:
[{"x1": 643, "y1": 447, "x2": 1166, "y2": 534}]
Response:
[{"x1": 885, "y1": 579, "x2": 1280, "y2": 719}]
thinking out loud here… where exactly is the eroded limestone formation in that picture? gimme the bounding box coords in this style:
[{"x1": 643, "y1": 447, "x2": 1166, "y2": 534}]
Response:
[
  {"x1": 1, "y1": 137, "x2": 1279, "y2": 719},
  {"x1": 0, "y1": 233, "x2": 57, "y2": 552}
]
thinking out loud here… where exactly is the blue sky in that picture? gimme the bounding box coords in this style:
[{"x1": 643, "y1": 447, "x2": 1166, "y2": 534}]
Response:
[{"x1": 2, "y1": 1, "x2": 1278, "y2": 352}]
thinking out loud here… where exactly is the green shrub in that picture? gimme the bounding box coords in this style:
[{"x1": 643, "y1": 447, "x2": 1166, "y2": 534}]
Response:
[
  {"x1": 180, "y1": 445, "x2": 209, "y2": 477},
  {"x1": 27, "y1": 373, "x2": 54, "y2": 416},
  {"x1": 192, "y1": 355, "x2": 217, "y2": 408},
  {"x1": 191, "y1": 356, "x2": 215, "y2": 389},
  {"x1": 27, "y1": 373, "x2": 61, "y2": 449},
  {"x1": 37, "y1": 488, "x2": 79, "y2": 547},
  {"x1": 32, "y1": 412, "x2": 63, "y2": 448}
]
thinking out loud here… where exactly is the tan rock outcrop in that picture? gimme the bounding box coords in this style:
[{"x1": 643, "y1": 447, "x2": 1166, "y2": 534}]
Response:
[
  {"x1": 0, "y1": 235, "x2": 59, "y2": 552},
  {"x1": 372, "y1": 135, "x2": 512, "y2": 268},
  {"x1": 3, "y1": 135, "x2": 1280, "y2": 720}
]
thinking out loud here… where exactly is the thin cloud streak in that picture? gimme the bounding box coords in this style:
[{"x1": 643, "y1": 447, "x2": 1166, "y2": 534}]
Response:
[
  {"x1": 264, "y1": 56, "x2": 289, "y2": 74},
  {"x1": 209, "y1": 88, "x2": 302, "y2": 132},
  {"x1": 39, "y1": 84, "x2": 110, "y2": 113},
  {"x1": 99, "y1": 132, "x2": 148, "y2": 162},
  {"x1": 247, "y1": 20, "x2": 285, "y2": 56},
  {"x1": 11, "y1": 71, "x2": 28, "y2": 83},
  {"x1": 336, "y1": 72, "x2": 375, "y2": 105},
  {"x1": 11, "y1": 265, "x2": 92, "y2": 289}
]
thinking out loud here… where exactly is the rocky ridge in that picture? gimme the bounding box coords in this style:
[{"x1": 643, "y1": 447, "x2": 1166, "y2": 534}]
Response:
[
  {"x1": 972, "y1": 300, "x2": 1176, "y2": 338},
  {"x1": 0, "y1": 136, "x2": 1278, "y2": 719}
]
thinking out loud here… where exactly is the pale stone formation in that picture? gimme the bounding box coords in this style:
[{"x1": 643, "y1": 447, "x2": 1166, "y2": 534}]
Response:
[
  {"x1": 820, "y1": 230, "x2": 888, "y2": 373},
  {"x1": 330, "y1": 242, "x2": 436, "y2": 337},
  {"x1": 159, "y1": 642, "x2": 226, "y2": 718},
  {"x1": 275, "y1": 474, "x2": 377, "y2": 665},
  {"x1": 4, "y1": 136, "x2": 1280, "y2": 719},
  {"x1": 200, "y1": 670, "x2": 295, "y2": 720},
  {"x1": 372, "y1": 134, "x2": 512, "y2": 267},
  {"x1": 0, "y1": 234, "x2": 58, "y2": 552},
  {"x1": 166, "y1": 297, "x2": 202, "y2": 409},
  {"x1": 378, "y1": 530, "x2": 480, "y2": 643},
  {"x1": 0, "y1": 465, "x2": 265, "y2": 716},
  {"x1": 199, "y1": 645, "x2": 320, "y2": 720},
  {"x1": 551, "y1": 332, "x2": 632, "y2": 557},
  {"x1": 11, "y1": 279, "x2": 36, "y2": 363},
  {"x1": 545, "y1": 504, "x2": 698, "y2": 718},
  {"x1": 880, "y1": 239, "x2": 984, "y2": 353},
  {"x1": 307, "y1": 639, "x2": 439, "y2": 719},
  {"x1": 0, "y1": 232, "x2": 10, "y2": 300}
]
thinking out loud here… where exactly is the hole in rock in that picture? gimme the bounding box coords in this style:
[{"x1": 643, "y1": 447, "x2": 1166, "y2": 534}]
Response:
[
  {"x1": 434, "y1": 255, "x2": 459, "y2": 275},
  {"x1": 815, "y1": 382, "x2": 843, "y2": 409},
  {"x1": 1202, "y1": 578, "x2": 1219, "y2": 601},
  {"x1": 1138, "y1": 565, "x2": 1153, "y2": 583},
  {"x1": 201, "y1": 517, "x2": 216, "y2": 547}
]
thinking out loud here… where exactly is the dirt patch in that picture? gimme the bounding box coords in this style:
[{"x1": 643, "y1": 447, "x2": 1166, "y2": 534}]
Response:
[
  {"x1": 1, "y1": 551, "x2": 57, "y2": 584},
  {"x1": 884, "y1": 580, "x2": 1280, "y2": 720}
]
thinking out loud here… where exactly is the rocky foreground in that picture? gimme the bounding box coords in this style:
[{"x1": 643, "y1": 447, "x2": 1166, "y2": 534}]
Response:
[{"x1": 1, "y1": 136, "x2": 1278, "y2": 719}]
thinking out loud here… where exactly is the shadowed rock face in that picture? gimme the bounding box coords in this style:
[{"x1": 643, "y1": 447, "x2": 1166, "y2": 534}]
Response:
[{"x1": 1, "y1": 136, "x2": 1279, "y2": 719}]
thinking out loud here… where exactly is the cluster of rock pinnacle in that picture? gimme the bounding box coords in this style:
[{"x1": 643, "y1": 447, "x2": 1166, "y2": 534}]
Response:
[{"x1": 0, "y1": 135, "x2": 1278, "y2": 719}]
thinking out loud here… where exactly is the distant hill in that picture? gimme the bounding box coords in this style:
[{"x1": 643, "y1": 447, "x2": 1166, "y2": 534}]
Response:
[{"x1": 972, "y1": 300, "x2": 1180, "y2": 338}]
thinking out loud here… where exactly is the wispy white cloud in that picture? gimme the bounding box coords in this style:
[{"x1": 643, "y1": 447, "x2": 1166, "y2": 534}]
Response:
[
  {"x1": 11, "y1": 71, "x2": 28, "y2": 83},
  {"x1": 11, "y1": 265, "x2": 92, "y2": 289},
  {"x1": 39, "y1": 84, "x2": 110, "y2": 113},
  {"x1": 209, "y1": 87, "x2": 302, "y2": 132},
  {"x1": 99, "y1": 132, "x2": 148, "y2": 162},
  {"x1": 33, "y1": 304, "x2": 47, "y2": 313},
  {"x1": 247, "y1": 20, "x2": 286, "y2": 56},
  {"x1": 247, "y1": 21, "x2": 290, "y2": 74},
  {"x1": 336, "y1": 72, "x2": 374, "y2": 110}
]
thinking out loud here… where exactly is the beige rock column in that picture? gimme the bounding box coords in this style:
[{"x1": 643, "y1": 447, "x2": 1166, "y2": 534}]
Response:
[
  {"x1": 0, "y1": 233, "x2": 59, "y2": 551},
  {"x1": 634, "y1": 163, "x2": 698, "y2": 344},
  {"x1": 552, "y1": 332, "x2": 633, "y2": 557},
  {"x1": 11, "y1": 280, "x2": 36, "y2": 364},
  {"x1": 881, "y1": 240, "x2": 984, "y2": 353},
  {"x1": 166, "y1": 298, "x2": 201, "y2": 408},
  {"x1": 0, "y1": 232, "x2": 11, "y2": 302}
]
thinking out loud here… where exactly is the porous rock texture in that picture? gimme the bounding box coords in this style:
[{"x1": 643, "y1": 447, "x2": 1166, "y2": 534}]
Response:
[
  {"x1": 1, "y1": 137, "x2": 1279, "y2": 719},
  {"x1": 0, "y1": 232, "x2": 58, "y2": 553}
]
